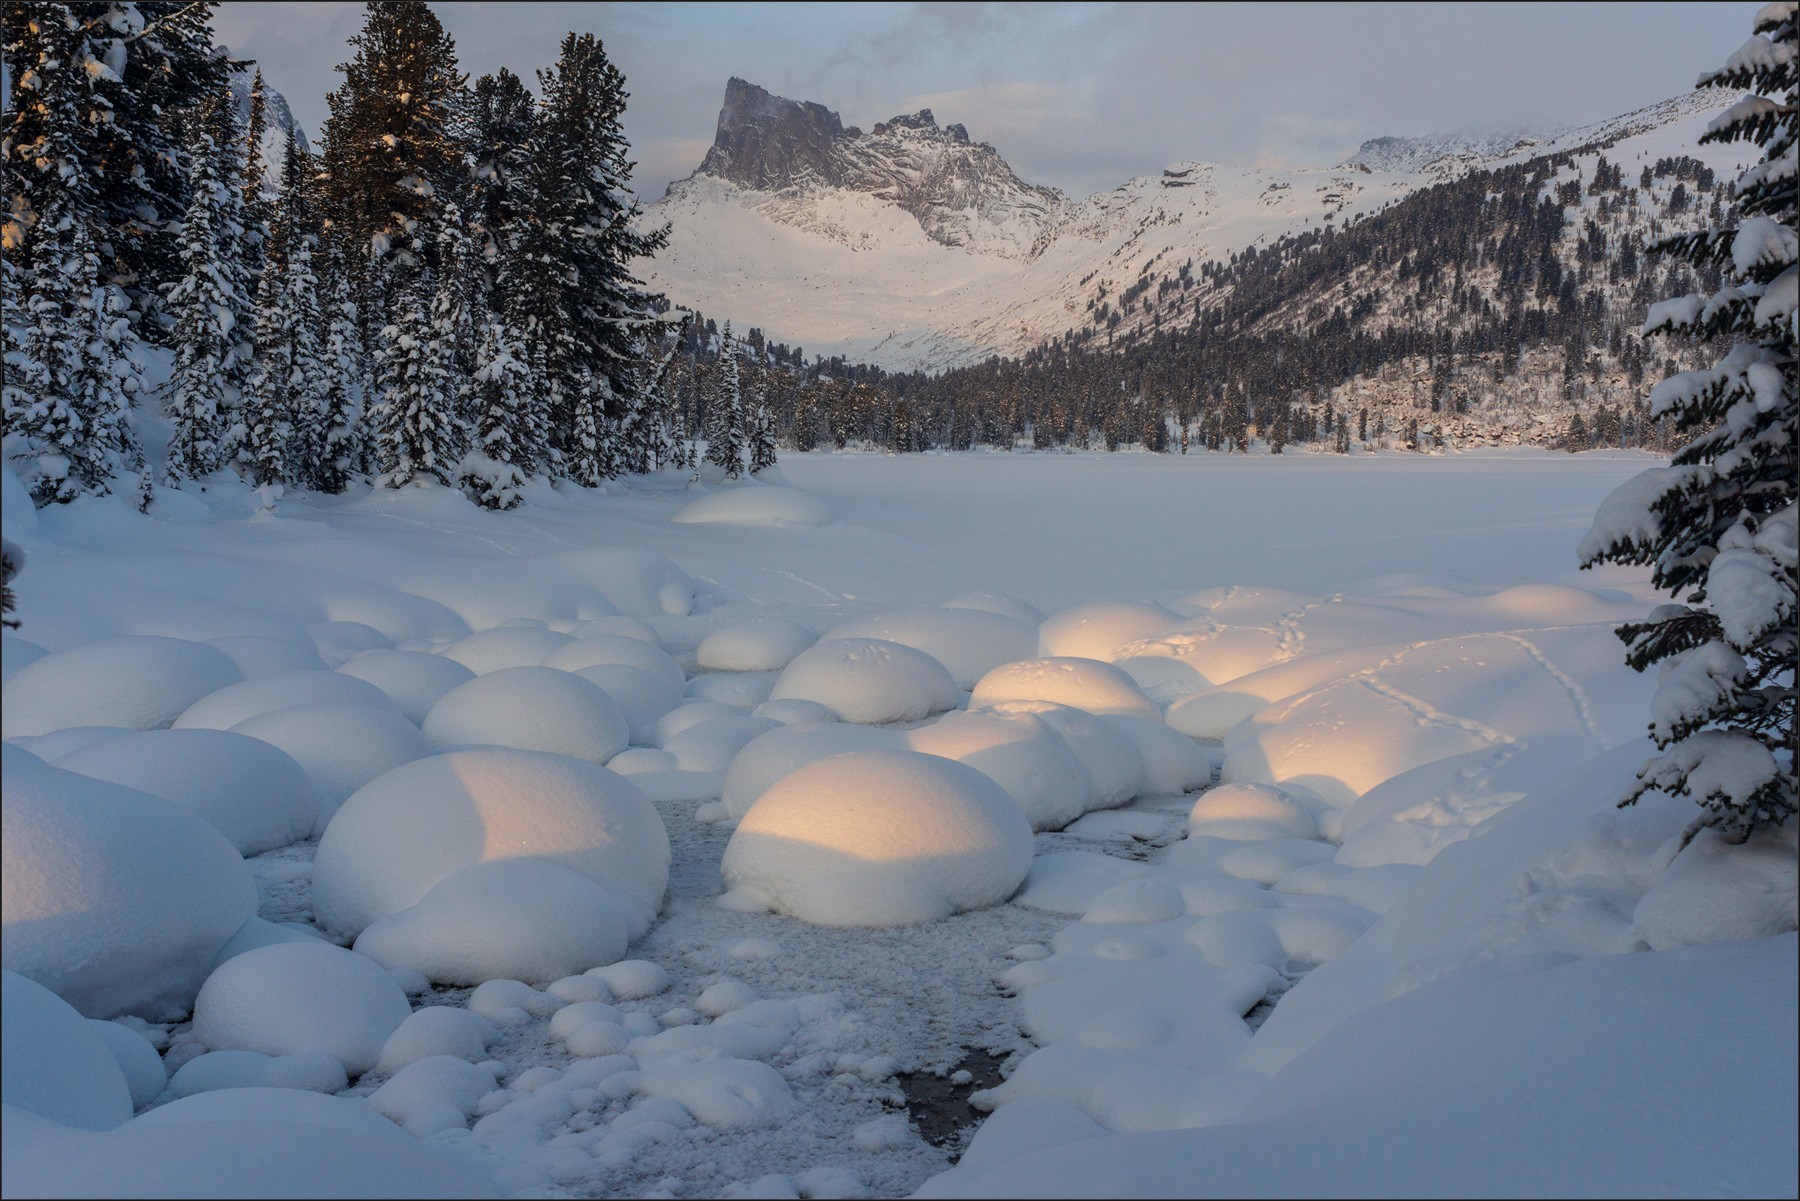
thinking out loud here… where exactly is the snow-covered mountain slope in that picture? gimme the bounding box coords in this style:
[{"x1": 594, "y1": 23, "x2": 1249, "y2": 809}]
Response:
[{"x1": 643, "y1": 83, "x2": 1748, "y2": 374}]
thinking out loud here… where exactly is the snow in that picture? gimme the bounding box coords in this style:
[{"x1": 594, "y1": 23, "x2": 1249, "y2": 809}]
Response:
[
  {"x1": 335, "y1": 649, "x2": 476, "y2": 724},
  {"x1": 721, "y1": 750, "x2": 1035, "y2": 925},
  {"x1": 904, "y1": 709, "x2": 1091, "y2": 831},
  {"x1": 1, "y1": 635, "x2": 241, "y2": 738},
  {"x1": 3, "y1": 448, "x2": 1793, "y2": 1198},
  {"x1": 572, "y1": 662, "x2": 686, "y2": 745},
  {"x1": 697, "y1": 618, "x2": 819, "y2": 672},
  {"x1": 3, "y1": 970, "x2": 134, "y2": 1130},
  {"x1": 354, "y1": 858, "x2": 638, "y2": 985},
  {"x1": 969, "y1": 657, "x2": 1160, "y2": 720},
  {"x1": 52, "y1": 727, "x2": 320, "y2": 855},
  {"x1": 228, "y1": 701, "x2": 435, "y2": 824},
  {"x1": 88, "y1": 1019, "x2": 168, "y2": 1109},
  {"x1": 2, "y1": 748, "x2": 258, "y2": 1020},
  {"x1": 191, "y1": 941, "x2": 411, "y2": 1077},
  {"x1": 438, "y1": 625, "x2": 574, "y2": 674},
  {"x1": 311, "y1": 748, "x2": 669, "y2": 941},
  {"x1": 1037, "y1": 601, "x2": 1177, "y2": 662},
  {"x1": 172, "y1": 667, "x2": 397, "y2": 730},
  {"x1": 543, "y1": 633, "x2": 687, "y2": 688},
  {"x1": 671, "y1": 484, "x2": 837, "y2": 528},
  {"x1": 768, "y1": 637, "x2": 960, "y2": 724},
  {"x1": 422, "y1": 665, "x2": 630, "y2": 763},
  {"x1": 823, "y1": 607, "x2": 1036, "y2": 690}
]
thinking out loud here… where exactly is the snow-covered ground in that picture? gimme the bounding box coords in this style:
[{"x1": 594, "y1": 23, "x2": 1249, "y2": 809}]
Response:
[{"x1": 3, "y1": 449, "x2": 1794, "y2": 1199}]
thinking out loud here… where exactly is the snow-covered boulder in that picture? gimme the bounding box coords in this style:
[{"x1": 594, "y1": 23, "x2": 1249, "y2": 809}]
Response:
[
  {"x1": 542, "y1": 635, "x2": 685, "y2": 688},
  {"x1": 230, "y1": 702, "x2": 434, "y2": 825},
  {"x1": 2, "y1": 970, "x2": 133, "y2": 1129},
  {"x1": 203, "y1": 635, "x2": 329, "y2": 680},
  {"x1": 722, "y1": 750, "x2": 1033, "y2": 926},
  {"x1": 335, "y1": 650, "x2": 476, "y2": 724},
  {"x1": 720, "y1": 722, "x2": 907, "y2": 820},
  {"x1": 1, "y1": 632, "x2": 47, "y2": 683},
  {"x1": 53, "y1": 728, "x2": 319, "y2": 855},
  {"x1": 422, "y1": 666, "x2": 629, "y2": 764},
  {"x1": 823, "y1": 607, "x2": 1037, "y2": 690},
  {"x1": 2, "y1": 747, "x2": 257, "y2": 1020},
  {"x1": 312, "y1": 748, "x2": 668, "y2": 941},
  {"x1": 571, "y1": 663, "x2": 685, "y2": 745},
  {"x1": 87, "y1": 1018, "x2": 167, "y2": 1110},
  {"x1": 438, "y1": 626, "x2": 573, "y2": 675},
  {"x1": 905, "y1": 709, "x2": 1091, "y2": 832},
  {"x1": 192, "y1": 941, "x2": 411, "y2": 1077},
  {"x1": 1189, "y1": 783, "x2": 1318, "y2": 841},
  {"x1": 355, "y1": 858, "x2": 638, "y2": 986},
  {"x1": 685, "y1": 669, "x2": 780, "y2": 710},
  {"x1": 1101, "y1": 714, "x2": 1214, "y2": 796},
  {"x1": 305, "y1": 620, "x2": 395, "y2": 667},
  {"x1": 697, "y1": 618, "x2": 818, "y2": 672},
  {"x1": 753, "y1": 697, "x2": 837, "y2": 726},
  {"x1": 2, "y1": 635, "x2": 241, "y2": 738},
  {"x1": 1014, "y1": 703, "x2": 1144, "y2": 809},
  {"x1": 942, "y1": 591, "x2": 1047, "y2": 628},
  {"x1": 970, "y1": 657, "x2": 1160, "y2": 720},
  {"x1": 1038, "y1": 601, "x2": 1177, "y2": 661},
  {"x1": 652, "y1": 701, "x2": 742, "y2": 746},
  {"x1": 769, "y1": 637, "x2": 959, "y2": 724},
  {"x1": 174, "y1": 669, "x2": 397, "y2": 730},
  {"x1": 671, "y1": 485, "x2": 836, "y2": 527},
  {"x1": 661, "y1": 712, "x2": 780, "y2": 772}
]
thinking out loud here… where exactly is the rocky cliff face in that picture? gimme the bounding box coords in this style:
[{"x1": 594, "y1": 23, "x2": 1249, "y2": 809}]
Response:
[{"x1": 682, "y1": 78, "x2": 1065, "y2": 259}]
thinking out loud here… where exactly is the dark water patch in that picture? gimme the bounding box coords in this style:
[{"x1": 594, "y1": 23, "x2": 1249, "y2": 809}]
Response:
[{"x1": 898, "y1": 1046, "x2": 1010, "y2": 1158}]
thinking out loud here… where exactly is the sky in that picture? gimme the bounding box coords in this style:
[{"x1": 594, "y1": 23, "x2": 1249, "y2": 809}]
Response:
[{"x1": 213, "y1": 1, "x2": 1751, "y2": 201}]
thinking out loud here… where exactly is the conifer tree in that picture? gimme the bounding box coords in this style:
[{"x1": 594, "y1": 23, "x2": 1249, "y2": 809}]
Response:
[
  {"x1": 464, "y1": 315, "x2": 532, "y2": 509},
  {"x1": 240, "y1": 66, "x2": 272, "y2": 294},
  {"x1": 746, "y1": 350, "x2": 778, "y2": 474},
  {"x1": 704, "y1": 323, "x2": 744, "y2": 478},
  {"x1": 1580, "y1": 1, "x2": 1797, "y2": 840},
  {"x1": 314, "y1": 237, "x2": 368, "y2": 492}
]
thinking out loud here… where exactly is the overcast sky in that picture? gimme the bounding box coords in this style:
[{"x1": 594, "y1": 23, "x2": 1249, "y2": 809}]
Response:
[{"x1": 213, "y1": 1, "x2": 1750, "y2": 201}]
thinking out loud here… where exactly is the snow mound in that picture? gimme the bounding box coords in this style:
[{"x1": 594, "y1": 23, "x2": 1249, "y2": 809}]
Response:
[
  {"x1": 2, "y1": 635, "x2": 241, "y2": 738},
  {"x1": 2, "y1": 747, "x2": 257, "y2": 1020},
  {"x1": 335, "y1": 650, "x2": 476, "y2": 724},
  {"x1": 942, "y1": 591, "x2": 1047, "y2": 627},
  {"x1": 822, "y1": 607, "x2": 1037, "y2": 689},
  {"x1": 904, "y1": 710, "x2": 1091, "y2": 831},
  {"x1": 173, "y1": 668, "x2": 397, "y2": 731},
  {"x1": 2, "y1": 970, "x2": 133, "y2": 1129},
  {"x1": 571, "y1": 663, "x2": 685, "y2": 745},
  {"x1": 53, "y1": 728, "x2": 319, "y2": 855},
  {"x1": 354, "y1": 858, "x2": 638, "y2": 986},
  {"x1": 312, "y1": 748, "x2": 668, "y2": 941},
  {"x1": 653, "y1": 700, "x2": 742, "y2": 746},
  {"x1": 670, "y1": 485, "x2": 836, "y2": 527},
  {"x1": 1100, "y1": 714, "x2": 1214, "y2": 796},
  {"x1": 562, "y1": 615, "x2": 662, "y2": 643},
  {"x1": 368, "y1": 1055, "x2": 499, "y2": 1135},
  {"x1": 662, "y1": 712, "x2": 782, "y2": 773},
  {"x1": 438, "y1": 626, "x2": 573, "y2": 674},
  {"x1": 753, "y1": 697, "x2": 837, "y2": 725},
  {"x1": 769, "y1": 637, "x2": 960, "y2": 724},
  {"x1": 204, "y1": 635, "x2": 328, "y2": 680},
  {"x1": 543, "y1": 634, "x2": 686, "y2": 688},
  {"x1": 306, "y1": 619, "x2": 395, "y2": 666},
  {"x1": 1038, "y1": 601, "x2": 1178, "y2": 661},
  {"x1": 192, "y1": 941, "x2": 411, "y2": 1077},
  {"x1": 970, "y1": 657, "x2": 1160, "y2": 720},
  {"x1": 230, "y1": 702, "x2": 434, "y2": 825},
  {"x1": 697, "y1": 618, "x2": 819, "y2": 672},
  {"x1": 376, "y1": 1006, "x2": 497, "y2": 1074},
  {"x1": 685, "y1": 669, "x2": 779, "y2": 710},
  {"x1": 1, "y1": 632, "x2": 47, "y2": 683},
  {"x1": 422, "y1": 666, "x2": 629, "y2": 763},
  {"x1": 721, "y1": 722, "x2": 907, "y2": 820},
  {"x1": 1189, "y1": 783, "x2": 1318, "y2": 841},
  {"x1": 722, "y1": 750, "x2": 1033, "y2": 925},
  {"x1": 168, "y1": 1049, "x2": 348, "y2": 1098}
]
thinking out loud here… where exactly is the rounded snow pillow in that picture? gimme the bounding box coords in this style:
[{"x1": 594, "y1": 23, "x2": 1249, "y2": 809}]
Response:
[
  {"x1": 722, "y1": 750, "x2": 1033, "y2": 926},
  {"x1": 661, "y1": 712, "x2": 781, "y2": 773},
  {"x1": 697, "y1": 619, "x2": 818, "y2": 673},
  {"x1": 685, "y1": 670, "x2": 779, "y2": 710},
  {"x1": 1037, "y1": 601, "x2": 1178, "y2": 662},
  {"x1": 335, "y1": 650, "x2": 476, "y2": 724},
  {"x1": 822, "y1": 608, "x2": 1037, "y2": 690},
  {"x1": 905, "y1": 709, "x2": 1090, "y2": 831},
  {"x1": 439, "y1": 626, "x2": 573, "y2": 675},
  {"x1": 230, "y1": 702, "x2": 434, "y2": 824},
  {"x1": 769, "y1": 638, "x2": 959, "y2": 725},
  {"x1": 2, "y1": 969, "x2": 134, "y2": 1130},
  {"x1": 2, "y1": 747, "x2": 257, "y2": 1020},
  {"x1": 53, "y1": 728, "x2": 319, "y2": 855},
  {"x1": 2, "y1": 635, "x2": 241, "y2": 738},
  {"x1": 1, "y1": 632, "x2": 48, "y2": 684},
  {"x1": 652, "y1": 701, "x2": 742, "y2": 747},
  {"x1": 671, "y1": 485, "x2": 836, "y2": 528},
  {"x1": 355, "y1": 859, "x2": 638, "y2": 986},
  {"x1": 312, "y1": 748, "x2": 668, "y2": 941},
  {"x1": 204, "y1": 635, "x2": 328, "y2": 680},
  {"x1": 422, "y1": 666, "x2": 629, "y2": 764},
  {"x1": 542, "y1": 635, "x2": 685, "y2": 689},
  {"x1": 941, "y1": 591, "x2": 1047, "y2": 628},
  {"x1": 174, "y1": 669, "x2": 398, "y2": 731},
  {"x1": 192, "y1": 941, "x2": 411, "y2": 1077},
  {"x1": 572, "y1": 663, "x2": 685, "y2": 745},
  {"x1": 1188, "y1": 783, "x2": 1317, "y2": 841},
  {"x1": 970, "y1": 657, "x2": 1160, "y2": 720},
  {"x1": 1100, "y1": 714, "x2": 1214, "y2": 796},
  {"x1": 720, "y1": 722, "x2": 906, "y2": 820}
]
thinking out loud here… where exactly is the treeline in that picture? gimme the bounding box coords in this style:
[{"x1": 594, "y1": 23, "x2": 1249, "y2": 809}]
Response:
[
  {"x1": 666, "y1": 142, "x2": 1725, "y2": 456},
  {"x1": 3, "y1": 1, "x2": 694, "y2": 512}
]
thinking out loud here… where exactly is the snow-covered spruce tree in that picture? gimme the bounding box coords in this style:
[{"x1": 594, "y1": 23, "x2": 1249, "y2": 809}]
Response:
[
  {"x1": 746, "y1": 350, "x2": 778, "y2": 475},
  {"x1": 198, "y1": 85, "x2": 258, "y2": 469},
  {"x1": 372, "y1": 220, "x2": 461, "y2": 488},
  {"x1": 463, "y1": 315, "x2": 532, "y2": 509},
  {"x1": 703, "y1": 324, "x2": 745, "y2": 478},
  {"x1": 1579, "y1": 0, "x2": 1797, "y2": 841},
  {"x1": 239, "y1": 66, "x2": 272, "y2": 298},
  {"x1": 241, "y1": 259, "x2": 292, "y2": 489},
  {"x1": 162, "y1": 98, "x2": 250, "y2": 485},
  {"x1": 313, "y1": 236, "x2": 368, "y2": 493}
]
